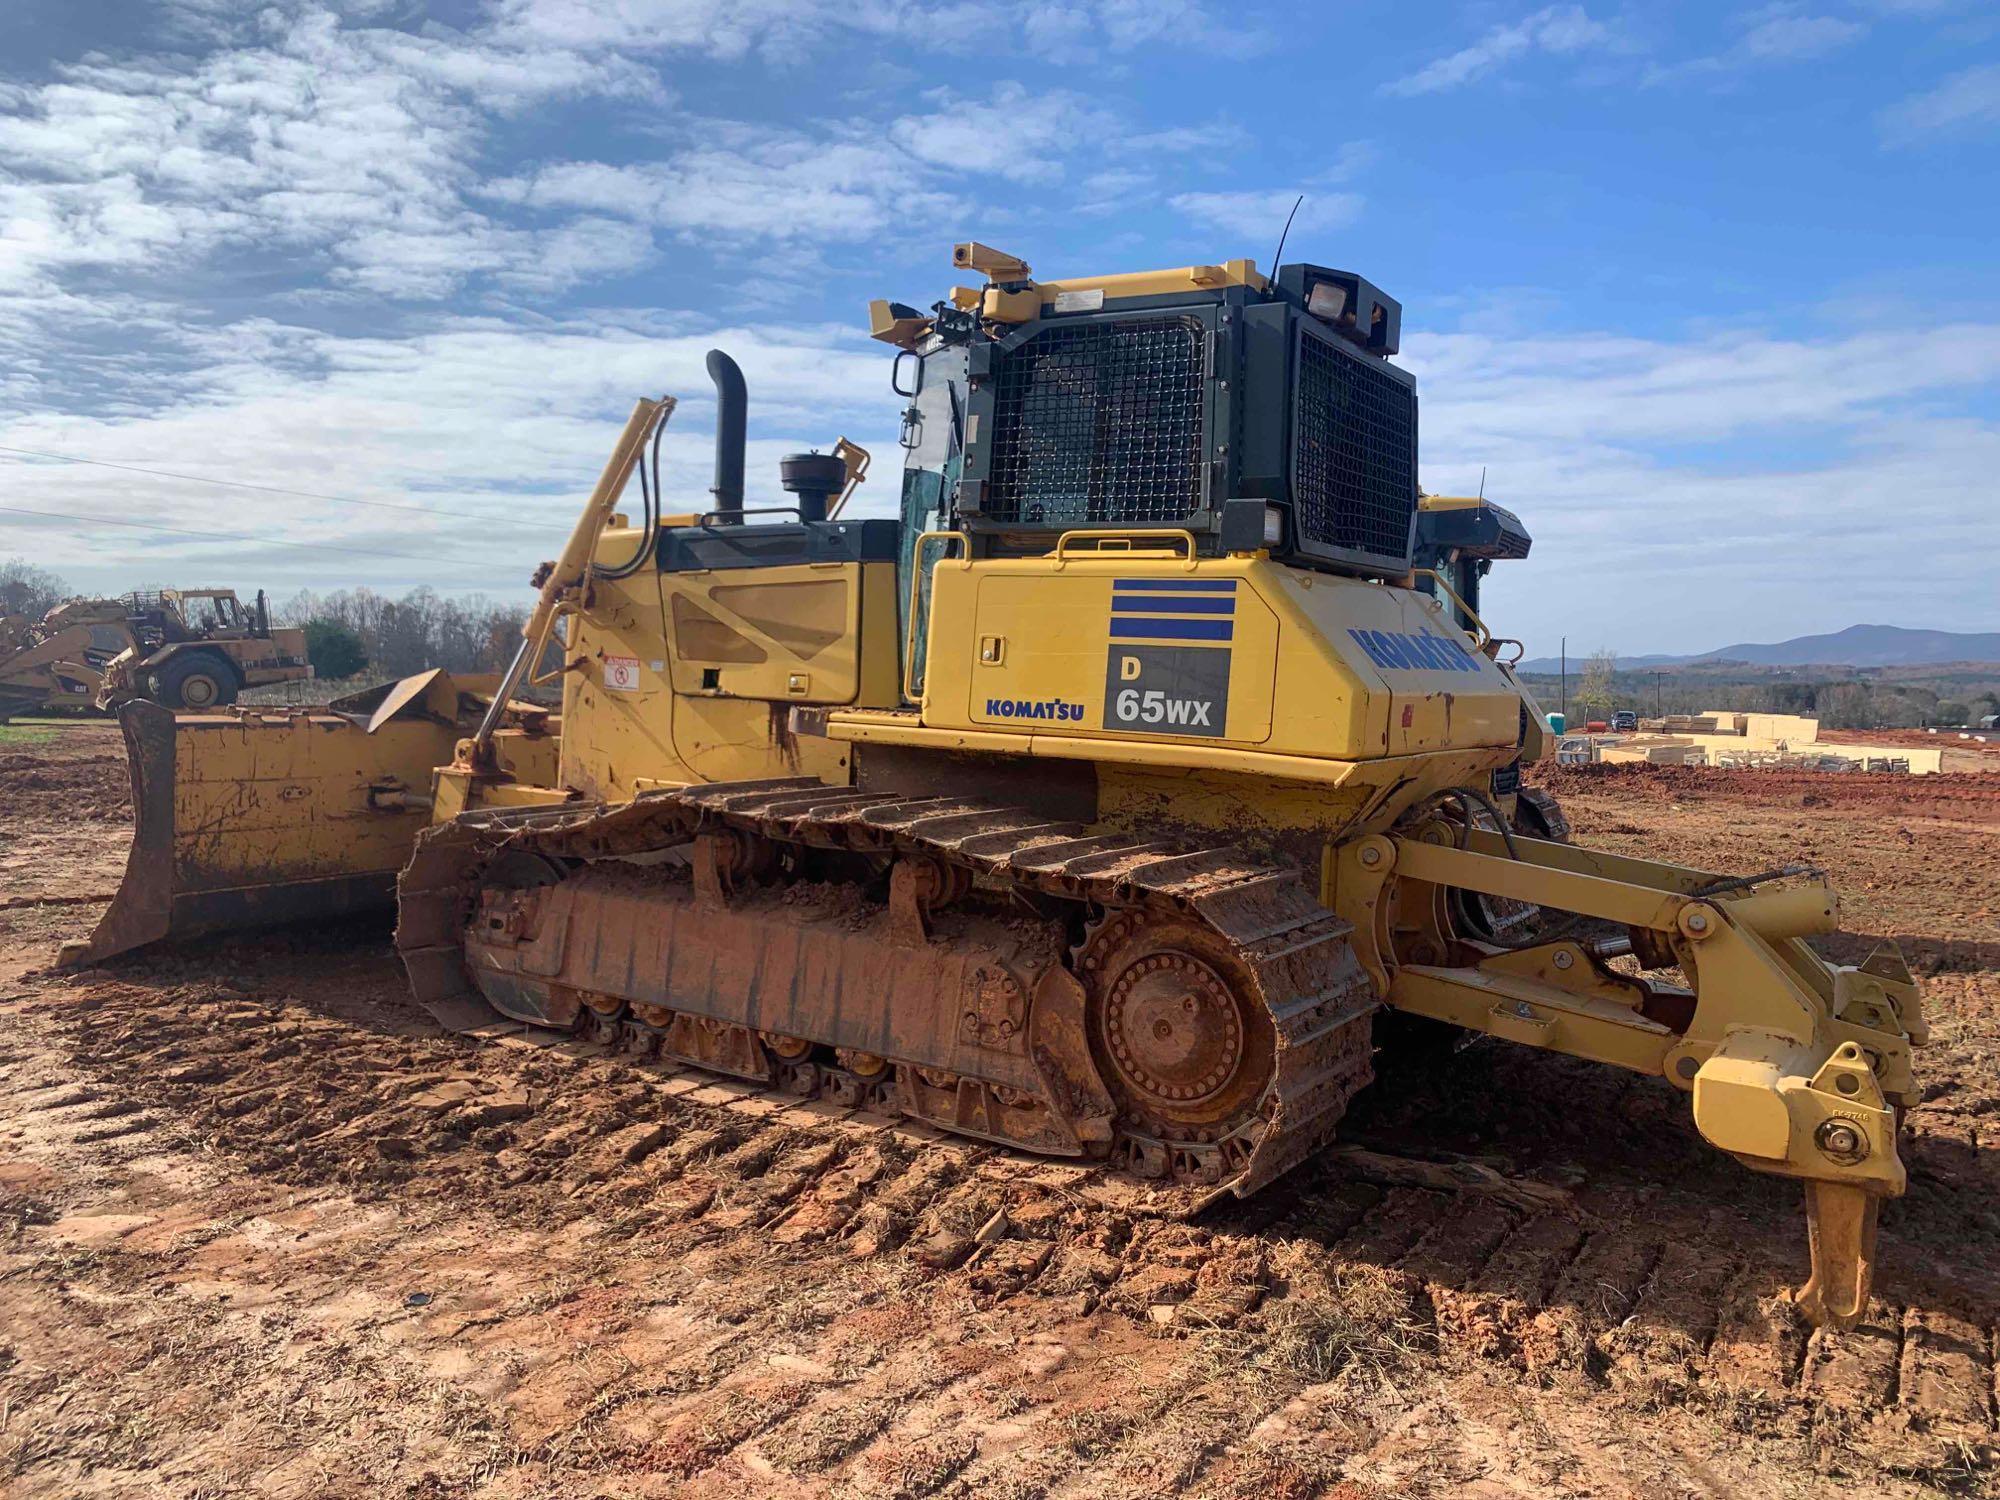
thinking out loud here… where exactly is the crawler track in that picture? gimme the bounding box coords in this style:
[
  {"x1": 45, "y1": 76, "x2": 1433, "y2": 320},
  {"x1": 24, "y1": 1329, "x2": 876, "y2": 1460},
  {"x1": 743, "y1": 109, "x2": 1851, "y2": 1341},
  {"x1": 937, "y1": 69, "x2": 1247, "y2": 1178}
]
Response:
[{"x1": 396, "y1": 778, "x2": 1378, "y2": 1204}]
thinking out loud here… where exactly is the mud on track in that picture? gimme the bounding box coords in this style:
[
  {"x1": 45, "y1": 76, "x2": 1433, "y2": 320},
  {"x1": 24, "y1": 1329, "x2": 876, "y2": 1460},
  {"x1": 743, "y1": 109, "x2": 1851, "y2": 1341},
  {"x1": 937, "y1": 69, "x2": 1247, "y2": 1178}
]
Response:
[{"x1": 0, "y1": 733, "x2": 1996, "y2": 1497}]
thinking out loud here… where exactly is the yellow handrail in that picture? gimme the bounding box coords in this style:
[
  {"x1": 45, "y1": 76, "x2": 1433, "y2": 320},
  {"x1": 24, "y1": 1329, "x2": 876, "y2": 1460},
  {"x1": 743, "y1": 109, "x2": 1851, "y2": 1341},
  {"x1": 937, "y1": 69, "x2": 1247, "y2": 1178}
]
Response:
[
  {"x1": 1409, "y1": 567, "x2": 1493, "y2": 651},
  {"x1": 827, "y1": 438, "x2": 872, "y2": 520},
  {"x1": 1052, "y1": 527, "x2": 1198, "y2": 568},
  {"x1": 903, "y1": 530, "x2": 970, "y2": 703}
]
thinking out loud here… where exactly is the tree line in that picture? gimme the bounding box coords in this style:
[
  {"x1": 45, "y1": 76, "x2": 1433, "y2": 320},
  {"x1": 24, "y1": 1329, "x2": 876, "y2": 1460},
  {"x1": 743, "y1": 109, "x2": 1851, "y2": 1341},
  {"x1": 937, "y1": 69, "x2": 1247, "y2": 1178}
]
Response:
[
  {"x1": 1525, "y1": 652, "x2": 2000, "y2": 730},
  {"x1": 273, "y1": 588, "x2": 528, "y2": 681}
]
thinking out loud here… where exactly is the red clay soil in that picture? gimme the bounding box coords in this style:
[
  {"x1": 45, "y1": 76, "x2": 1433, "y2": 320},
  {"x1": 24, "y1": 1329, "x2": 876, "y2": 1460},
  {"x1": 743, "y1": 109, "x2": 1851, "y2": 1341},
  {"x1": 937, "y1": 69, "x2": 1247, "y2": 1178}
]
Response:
[
  {"x1": 0, "y1": 733, "x2": 131, "y2": 825},
  {"x1": 1532, "y1": 759, "x2": 2000, "y2": 818}
]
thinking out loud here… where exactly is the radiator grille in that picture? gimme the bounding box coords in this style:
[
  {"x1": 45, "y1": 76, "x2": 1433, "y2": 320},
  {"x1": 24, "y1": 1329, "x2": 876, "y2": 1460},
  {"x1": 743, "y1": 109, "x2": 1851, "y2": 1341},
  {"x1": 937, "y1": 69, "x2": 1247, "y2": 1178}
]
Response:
[
  {"x1": 1294, "y1": 329, "x2": 1417, "y2": 564},
  {"x1": 983, "y1": 316, "x2": 1206, "y2": 526}
]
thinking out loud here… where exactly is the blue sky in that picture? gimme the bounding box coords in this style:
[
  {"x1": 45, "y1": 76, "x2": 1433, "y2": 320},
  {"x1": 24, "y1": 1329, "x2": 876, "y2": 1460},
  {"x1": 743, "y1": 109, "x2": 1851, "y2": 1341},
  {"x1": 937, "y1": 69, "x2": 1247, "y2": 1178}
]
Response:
[{"x1": 1, "y1": 0, "x2": 1996, "y2": 656}]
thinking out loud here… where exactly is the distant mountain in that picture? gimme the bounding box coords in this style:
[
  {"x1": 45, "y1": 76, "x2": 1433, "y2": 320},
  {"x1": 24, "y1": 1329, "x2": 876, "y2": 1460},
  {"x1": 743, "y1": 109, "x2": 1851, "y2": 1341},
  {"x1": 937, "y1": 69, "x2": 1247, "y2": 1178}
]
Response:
[{"x1": 1516, "y1": 624, "x2": 2000, "y2": 675}]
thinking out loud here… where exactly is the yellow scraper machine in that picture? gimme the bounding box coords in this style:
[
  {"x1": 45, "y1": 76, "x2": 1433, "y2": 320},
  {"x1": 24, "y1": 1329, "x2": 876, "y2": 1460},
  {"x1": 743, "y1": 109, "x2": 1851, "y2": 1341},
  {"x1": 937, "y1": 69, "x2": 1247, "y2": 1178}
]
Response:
[{"x1": 70, "y1": 242, "x2": 1924, "y2": 1326}]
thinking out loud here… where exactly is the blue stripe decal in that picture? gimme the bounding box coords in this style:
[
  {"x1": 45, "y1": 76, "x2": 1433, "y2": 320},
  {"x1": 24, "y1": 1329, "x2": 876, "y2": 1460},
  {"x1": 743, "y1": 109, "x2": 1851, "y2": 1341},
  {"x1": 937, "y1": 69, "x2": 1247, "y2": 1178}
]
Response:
[
  {"x1": 1112, "y1": 595, "x2": 1235, "y2": 615},
  {"x1": 1114, "y1": 578, "x2": 1238, "y2": 592},
  {"x1": 1109, "y1": 618, "x2": 1235, "y2": 642}
]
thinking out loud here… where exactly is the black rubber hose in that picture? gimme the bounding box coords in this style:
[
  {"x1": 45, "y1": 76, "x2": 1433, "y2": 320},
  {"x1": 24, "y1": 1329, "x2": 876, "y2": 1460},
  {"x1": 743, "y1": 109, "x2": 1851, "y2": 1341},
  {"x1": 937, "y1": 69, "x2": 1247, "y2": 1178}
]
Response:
[{"x1": 592, "y1": 401, "x2": 664, "y2": 580}]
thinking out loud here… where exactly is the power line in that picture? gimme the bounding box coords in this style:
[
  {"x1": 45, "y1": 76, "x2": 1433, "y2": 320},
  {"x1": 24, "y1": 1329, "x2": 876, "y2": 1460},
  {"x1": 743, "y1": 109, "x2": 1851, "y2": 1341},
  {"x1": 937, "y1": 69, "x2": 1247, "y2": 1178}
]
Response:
[
  {"x1": 0, "y1": 502, "x2": 520, "y2": 575},
  {"x1": 0, "y1": 444, "x2": 569, "y2": 533}
]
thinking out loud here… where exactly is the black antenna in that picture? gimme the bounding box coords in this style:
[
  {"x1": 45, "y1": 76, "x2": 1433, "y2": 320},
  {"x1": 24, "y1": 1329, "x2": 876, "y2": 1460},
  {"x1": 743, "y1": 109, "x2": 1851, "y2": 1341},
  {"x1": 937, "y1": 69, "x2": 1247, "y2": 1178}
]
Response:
[
  {"x1": 1478, "y1": 466, "x2": 1487, "y2": 499},
  {"x1": 1268, "y1": 194, "x2": 1304, "y2": 283}
]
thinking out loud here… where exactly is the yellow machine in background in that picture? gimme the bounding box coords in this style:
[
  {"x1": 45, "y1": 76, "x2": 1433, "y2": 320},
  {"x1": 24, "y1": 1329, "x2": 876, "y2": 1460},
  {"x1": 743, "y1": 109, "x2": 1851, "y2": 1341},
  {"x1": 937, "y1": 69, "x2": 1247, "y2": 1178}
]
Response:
[
  {"x1": 0, "y1": 587, "x2": 310, "y2": 719},
  {"x1": 0, "y1": 597, "x2": 131, "y2": 719},
  {"x1": 69, "y1": 245, "x2": 1922, "y2": 1327},
  {"x1": 93, "y1": 587, "x2": 311, "y2": 710}
]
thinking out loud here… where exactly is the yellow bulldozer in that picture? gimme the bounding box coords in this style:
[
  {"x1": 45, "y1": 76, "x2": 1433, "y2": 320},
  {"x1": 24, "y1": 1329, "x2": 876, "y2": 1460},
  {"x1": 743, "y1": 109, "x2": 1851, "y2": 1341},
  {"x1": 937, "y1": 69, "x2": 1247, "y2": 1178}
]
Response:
[{"x1": 63, "y1": 243, "x2": 1923, "y2": 1327}]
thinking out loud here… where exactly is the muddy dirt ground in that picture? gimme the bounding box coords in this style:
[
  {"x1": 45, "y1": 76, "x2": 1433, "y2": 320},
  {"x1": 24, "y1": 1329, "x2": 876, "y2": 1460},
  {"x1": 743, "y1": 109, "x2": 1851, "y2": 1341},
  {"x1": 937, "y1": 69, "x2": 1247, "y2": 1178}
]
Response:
[{"x1": 0, "y1": 722, "x2": 1996, "y2": 1498}]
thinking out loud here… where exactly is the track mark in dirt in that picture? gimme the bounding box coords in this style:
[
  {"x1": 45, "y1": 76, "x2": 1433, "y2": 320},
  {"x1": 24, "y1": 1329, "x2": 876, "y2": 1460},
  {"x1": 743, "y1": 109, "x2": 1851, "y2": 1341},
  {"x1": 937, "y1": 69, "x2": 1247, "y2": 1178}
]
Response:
[
  {"x1": 68, "y1": 1115, "x2": 162, "y2": 1146},
  {"x1": 1331, "y1": 1186, "x2": 1448, "y2": 1266},
  {"x1": 1396, "y1": 1196, "x2": 1516, "y2": 1289},
  {"x1": 758, "y1": 1361, "x2": 962, "y2": 1477},
  {"x1": 1900, "y1": 1308, "x2": 1992, "y2": 1429},
  {"x1": 1431, "y1": 1210, "x2": 1586, "y2": 1365},
  {"x1": 1708, "y1": 1262, "x2": 1810, "y2": 1392},
  {"x1": 1600, "y1": 1238, "x2": 1734, "y2": 1380},
  {"x1": 19, "y1": 1084, "x2": 103, "y2": 1112},
  {"x1": 1804, "y1": 1301, "x2": 1904, "y2": 1412}
]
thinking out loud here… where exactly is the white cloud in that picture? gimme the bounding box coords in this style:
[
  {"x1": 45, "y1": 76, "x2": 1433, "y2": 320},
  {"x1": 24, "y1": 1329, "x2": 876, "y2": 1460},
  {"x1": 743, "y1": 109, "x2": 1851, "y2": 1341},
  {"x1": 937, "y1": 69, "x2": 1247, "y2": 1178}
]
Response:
[
  {"x1": 0, "y1": 2, "x2": 1261, "y2": 345},
  {"x1": 487, "y1": 136, "x2": 961, "y2": 246},
  {"x1": 1382, "y1": 5, "x2": 1613, "y2": 97},
  {"x1": 1645, "y1": 5, "x2": 1866, "y2": 83},
  {"x1": 0, "y1": 9, "x2": 656, "y2": 310},
  {"x1": 1075, "y1": 167, "x2": 1155, "y2": 216},
  {"x1": 1119, "y1": 121, "x2": 1251, "y2": 154},
  {"x1": 489, "y1": 85, "x2": 1216, "y2": 246},
  {"x1": 1409, "y1": 321, "x2": 2000, "y2": 446},
  {"x1": 1410, "y1": 319, "x2": 2000, "y2": 650},
  {"x1": 0, "y1": 309, "x2": 901, "y2": 595},
  {"x1": 1850, "y1": 0, "x2": 1969, "y2": 12},
  {"x1": 1169, "y1": 189, "x2": 1362, "y2": 241},
  {"x1": 489, "y1": 0, "x2": 1260, "y2": 64},
  {"x1": 1882, "y1": 62, "x2": 2000, "y2": 142},
  {"x1": 1735, "y1": 11, "x2": 1864, "y2": 59},
  {"x1": 888, "y1": 86, "x2": 1112, "y2": 184}
]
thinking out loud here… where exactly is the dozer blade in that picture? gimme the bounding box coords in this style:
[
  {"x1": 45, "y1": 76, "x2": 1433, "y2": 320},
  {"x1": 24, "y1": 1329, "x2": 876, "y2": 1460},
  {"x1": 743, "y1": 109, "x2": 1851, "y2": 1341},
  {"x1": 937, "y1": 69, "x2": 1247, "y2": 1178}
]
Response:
[{"x1": 59, "y1": 697, "x2": 465, "y2": 967}]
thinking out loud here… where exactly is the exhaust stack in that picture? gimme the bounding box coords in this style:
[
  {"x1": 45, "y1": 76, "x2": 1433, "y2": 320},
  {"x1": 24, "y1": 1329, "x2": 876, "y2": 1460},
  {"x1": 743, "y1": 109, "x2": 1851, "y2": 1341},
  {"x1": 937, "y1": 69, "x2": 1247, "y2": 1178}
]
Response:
[{"x1": 706, "y1": 349, "x2": 746, "y2": 522}]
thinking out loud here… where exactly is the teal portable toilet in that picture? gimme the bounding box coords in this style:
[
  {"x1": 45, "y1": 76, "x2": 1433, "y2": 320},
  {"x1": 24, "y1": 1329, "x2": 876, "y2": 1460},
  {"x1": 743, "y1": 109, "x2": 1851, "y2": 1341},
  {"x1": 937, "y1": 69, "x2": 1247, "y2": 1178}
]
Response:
[{"x1": 1547, "y1": 711, "x2": 1567, "y2": 735}]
